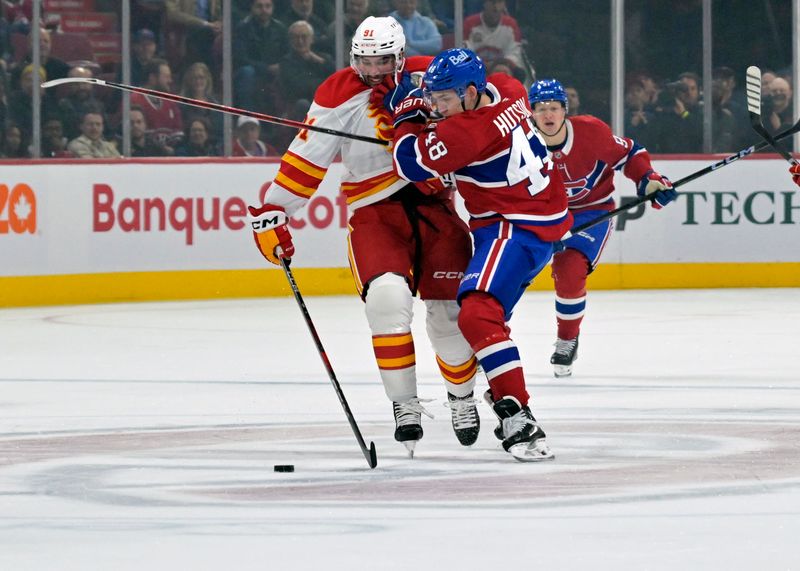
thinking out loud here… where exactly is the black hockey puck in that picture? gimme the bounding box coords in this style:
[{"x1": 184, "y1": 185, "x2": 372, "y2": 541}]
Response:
[{"x1": 274, "y1": 464, "x2": 295, "y2": 473}]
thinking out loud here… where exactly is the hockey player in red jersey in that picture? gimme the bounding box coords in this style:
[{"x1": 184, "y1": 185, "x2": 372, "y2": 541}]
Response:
[
  {"x1": 528, "y1": 79, "x2": 677, "y2": 377},
  {"x1": 248, "y1": 17, "x2": 481, "y2": 456},
  {"x1": 392, "y1": 48, "x2": 571, "y2": 461}
]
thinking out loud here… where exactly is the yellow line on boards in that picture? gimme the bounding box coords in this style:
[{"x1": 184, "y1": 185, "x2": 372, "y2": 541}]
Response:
[{"x1": 1, "y1": 263, "x2": 799, "y2": 308}]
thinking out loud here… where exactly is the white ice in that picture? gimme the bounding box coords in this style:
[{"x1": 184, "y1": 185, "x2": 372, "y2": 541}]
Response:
[{"x1": 1, "y1": 289, "x2": 799, "y2": 570}]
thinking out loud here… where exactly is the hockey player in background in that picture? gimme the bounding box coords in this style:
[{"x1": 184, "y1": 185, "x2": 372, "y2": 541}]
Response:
[
  {"x1": 528, "y1": 79, "x2": 677, "y2": 378},
  {"x1": 392, "y1": 48, "x2": 571, "y2": 461},
  {"x1": 248, "y1": 17, "x2": 481, "y2": 456}
]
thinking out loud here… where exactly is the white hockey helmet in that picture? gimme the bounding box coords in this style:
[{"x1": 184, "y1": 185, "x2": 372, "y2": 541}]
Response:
[{"x1": 350, "y1": 16, "x2": 406, "y2": 78}]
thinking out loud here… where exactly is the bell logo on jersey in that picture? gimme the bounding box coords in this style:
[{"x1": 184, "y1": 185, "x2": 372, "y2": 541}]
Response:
[{"x1": 0, "y1": 183, "x2": 36, "y2": 235}]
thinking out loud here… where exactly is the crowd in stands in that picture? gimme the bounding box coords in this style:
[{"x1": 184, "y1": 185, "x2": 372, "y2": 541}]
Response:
[{"x1": 0, "y1": 0, "x2": 794, "y2": 159}]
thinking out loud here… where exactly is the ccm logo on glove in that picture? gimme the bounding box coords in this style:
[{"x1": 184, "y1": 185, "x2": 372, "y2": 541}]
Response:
[{"x1": 248, "y1": 203, "x2": 295, "y2": 265}]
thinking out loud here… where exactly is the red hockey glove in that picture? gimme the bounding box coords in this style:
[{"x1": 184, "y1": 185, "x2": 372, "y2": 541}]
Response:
[
  {"x1": 248, "y1": 204, "x2": 295, "y2": 265},
  {"x1": 790, "y1": 163, "x2": 800, "y2": 187},
  {"x1": 393, "y1": 89, "x2": 430, "y2": 128},
  {"x1": 637, "y1": 170, "x2": 677, "y2": 209}
]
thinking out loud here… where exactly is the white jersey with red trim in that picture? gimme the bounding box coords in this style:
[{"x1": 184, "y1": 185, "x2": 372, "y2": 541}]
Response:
[
  {"x1": 393, "y1": 73, "x2": 572, "y2": 243},
  {"x1": 264, "y1": 57, "x2": 431, "y2": 216}
]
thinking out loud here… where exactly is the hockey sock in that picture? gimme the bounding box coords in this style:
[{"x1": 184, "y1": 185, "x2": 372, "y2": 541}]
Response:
[
  {"x1": 458, "y1": 292, "x2": 529, "y2": 406},
  {"x1": 372, "y1": 332, "x2": 417, "y2": 402},
  {"x1": 551, "y1": 248, "x2": 588, "y2": 340}
]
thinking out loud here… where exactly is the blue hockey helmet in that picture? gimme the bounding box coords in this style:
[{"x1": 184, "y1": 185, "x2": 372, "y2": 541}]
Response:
[
  {"x1": 423, "y1": 48, "x2": 487, "y2": 103},
  {"x1": 528, "y1": 79, "x2": 568, "y2": 110}
]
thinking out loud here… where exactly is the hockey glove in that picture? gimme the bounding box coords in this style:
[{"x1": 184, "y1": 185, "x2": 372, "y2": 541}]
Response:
[
  {"x1": 370, "y1": 72, "x2": 417, "y2": 113},
  {"x1": 248, "y1": 204, "x2": 295, "y2": 265},
  {"x1": 790, "y1": 163, "x2": 800, "y2": 187},
  {"x1": 393, "y1": 89, "x2": 430, "y2": 128},
  {"x1": 637, "y1": 170, "x2": 677, "y2": 209}
]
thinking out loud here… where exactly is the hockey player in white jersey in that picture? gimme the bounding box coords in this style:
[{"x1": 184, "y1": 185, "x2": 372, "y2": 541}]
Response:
[{"x1": 248, "y1": 17, "x2": 480, "y2": 456}]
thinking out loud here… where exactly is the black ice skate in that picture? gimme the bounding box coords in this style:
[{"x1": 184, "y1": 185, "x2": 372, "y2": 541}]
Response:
[
  {"x1": 483, "y1": 390, "x2": 505, "y2": 441},
  {"x1": 490, "y1": 396, "x2": 554, "y2": 462},
  {"x1": 446, "y1": 392, "x2": 480, "y2": 446},
  {"x1": 551, "y1": 335, "x2": 579, "y2": 378},
  {"x1": 393, "y1": 398, "x2": 433, "y2": 458}
]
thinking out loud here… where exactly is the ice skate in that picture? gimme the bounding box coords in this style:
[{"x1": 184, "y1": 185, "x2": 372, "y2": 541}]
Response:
[
  {"x1": 551, "y1": 335, "x2": 579, "y2": 378},
  {"x1": 446, "y1": 392, "x2": 480, "y2": 446},
  {"x1": 483, "y1": 390, "x2": 505, "y2": 441},
  {"x1": 393, "y1": 398, "x2": 433, "y2": 458},
  {"x1": 490, "y1": 396, "x2": 554, "y2": 462}
]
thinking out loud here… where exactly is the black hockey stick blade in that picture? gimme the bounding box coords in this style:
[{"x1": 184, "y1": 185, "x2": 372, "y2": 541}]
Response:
[
  {"x1": 745, "y1": 65, "x2": 798, "y2": 165},
  {"x1": 279, "y1": 257, "x2": 378, "y2": 469},
  {"x1": 560, "y1": 115, "x2": 800, "y2": 240}
]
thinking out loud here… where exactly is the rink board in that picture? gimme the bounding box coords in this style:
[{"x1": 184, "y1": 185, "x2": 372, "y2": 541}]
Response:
[{"x1": 1, "y1": 156, "x2": 799, "y2": 306}]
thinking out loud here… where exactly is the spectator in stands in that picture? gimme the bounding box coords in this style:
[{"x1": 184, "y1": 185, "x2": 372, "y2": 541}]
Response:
[
  {"x1": 67, "y1": 110, "x2": 121, "y2": 158},
  {"x1": 175, "y1": 117, "x2": 221, "y2": 156},
  {"x1": 761, "y1": 69, "x2": 777, "y2": 93},
  {"x1": 277, "y1": 20, "x2": 334, "y2": 117},
  {"x1": 165, "y1": 0, "x2": 222, "y2": 71},
  {"x1": 41, "y1": 115, "x2": 72, "y2": 157},
  {"x1": 180, "y1": 61, "x2": 222, "y2": 140},
  {"x1": 320, "y1": 0, "x2": 370, "y2": 60},
  {"x1": 464, "y1": 0, "x2": 523, "y2": 68},
  {"x1": 648, "y1": 74, "x2": 703, "y2": 153},
  {"x1": 129, "y1": 105, "x2": 169, "y2": 156},
  {"x1": 624, "y1": 76, "x2": 653, "y2": 144},
  {"x1": 10, "y1": 27, "x2": 68, "y2": 91},
  {"x1": 132, "y1": 0, "x2": 167, "y2": 40},
  {"x1": 766, "y1": 76, "x2": 793, "y2": 134},
  {"x1": 233, "y1": 0, "x2": 287, "y2": 113},
  {"x1": 565, "y1": 84, "x2": 581, "y2": 116},
  {"x1": 0, "y1": 121, "x2": 29, "y2": 158},
  {"x1": 278, "y1": 0, "x2": 329, "y2": 52},
  {"x1": 57, "y1": 65, "x2": 107, "y2": 140},
  {"x1": 130, "y1": 28, "x2": 159, "y2": 87},
  {"x1": 3, "y1": 0, "x2": 35, "y2": 36},
  {"x1": 487, "y1": 56, "x2": 524, "y2": 83},
  {"x1": 390, "y1": 0, "x2": 441, "y2": 56},
  {"x1": 7, "y1": 64, "x2": 55, "y2": 138},
  {"x1": 233, "y1": 115, "x2": 276, "y2": 156},
  {"x1": 129, "y1": 58, "x2": 184, "y2": 154}
]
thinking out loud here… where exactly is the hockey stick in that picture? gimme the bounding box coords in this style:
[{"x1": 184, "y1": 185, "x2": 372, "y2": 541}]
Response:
[
  {"x1": 745, "y1": 65, "x2": 799, "y2": 166},
  {"x1": 279, "y1": 257, "x2": 378, "y2": 469},
  {"x1": 559, "y1": 116, "x2": 800, "y2": 240},
  {"x1": 41, "y1": 77, "x2": 388, "y2": 147}
]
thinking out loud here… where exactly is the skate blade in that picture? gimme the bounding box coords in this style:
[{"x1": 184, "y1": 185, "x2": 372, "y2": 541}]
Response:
[
  {"x1": 402, "y1": 440, "x2": 417, "y2": 459},
  {"x1": 509, "y1": 439, "x2": 555, "y2": 462},
  {"x1": 553, "y1": 364, "x2": 573, "y2": 378}
]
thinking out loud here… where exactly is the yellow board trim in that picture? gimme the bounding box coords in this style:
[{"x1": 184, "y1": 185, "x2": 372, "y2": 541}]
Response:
[{"x1": 1, "y1": 263, "x2": 799, "y2": 308}]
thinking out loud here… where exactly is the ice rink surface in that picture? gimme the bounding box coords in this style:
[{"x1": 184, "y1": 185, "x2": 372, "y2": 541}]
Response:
[{"x1": 1, "y1": 288, "x2": 799, "y2": 570}]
